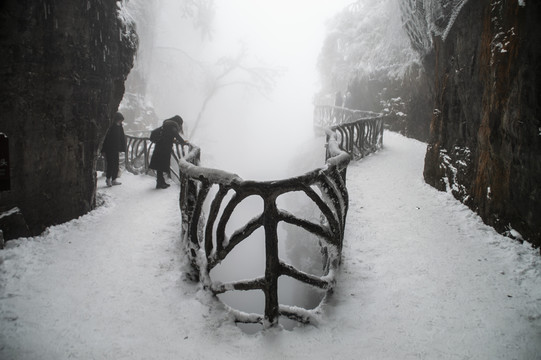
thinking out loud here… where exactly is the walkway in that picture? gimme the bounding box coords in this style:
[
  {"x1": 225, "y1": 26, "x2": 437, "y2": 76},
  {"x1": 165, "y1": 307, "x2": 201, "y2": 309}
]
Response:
[{"x1": 0, "y1": 131, "x2": 539, "y2": 359}]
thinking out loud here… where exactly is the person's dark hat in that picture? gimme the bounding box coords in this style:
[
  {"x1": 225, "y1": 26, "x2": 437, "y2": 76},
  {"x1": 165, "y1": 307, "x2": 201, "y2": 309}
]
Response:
[
  {"x1": 170, "y1": 115, "x2": 183, "y2": 127},
  {"x1": 163, "y1": 115, "x2": 183, "y2": 132},
  {"x1": 114, "y1": 112, "x2": 124, "y2": 122}
]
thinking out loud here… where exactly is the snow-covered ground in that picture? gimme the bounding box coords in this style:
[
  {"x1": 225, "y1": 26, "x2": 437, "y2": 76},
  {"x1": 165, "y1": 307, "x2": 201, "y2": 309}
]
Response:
[{"x1": 1, "y1": 131, "x2": 540, "y2": 359}]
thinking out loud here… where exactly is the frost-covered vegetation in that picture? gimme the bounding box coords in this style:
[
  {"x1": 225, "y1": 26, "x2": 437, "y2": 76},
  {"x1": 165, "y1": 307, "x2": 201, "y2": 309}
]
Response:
[
  {"x1": 316, "y1": 0, "x2": 471, "y2": 108},
  {"x1": 317, "y1": 0, "x2": 470, "y2": 88},
  {"x1": 317, "y1": 0, "x2": 418, "y2": 93}
]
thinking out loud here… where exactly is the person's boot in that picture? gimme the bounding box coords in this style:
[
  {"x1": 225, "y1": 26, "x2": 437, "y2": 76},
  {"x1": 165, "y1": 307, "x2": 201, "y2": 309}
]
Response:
[
  {"x1": 106, "y1": 178, "x2": 112, "y2": 187},
  {"x1": 156, "y1": 172, "x2": 170, "y2": 189},
  {"x1": 112, "y1": 179, "x2": 122, "y2": 186},
  {"x1": 156, "y1": 182, "x2": 169, "y2": 189}
]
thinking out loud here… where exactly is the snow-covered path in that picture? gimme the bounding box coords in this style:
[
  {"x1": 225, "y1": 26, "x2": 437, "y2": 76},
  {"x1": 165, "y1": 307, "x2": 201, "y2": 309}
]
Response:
[
  {"x1": 333, "y1": 132, "x2": 541, "y2": 359},
  {"x1": 1, "y1": 132, "x2": 540, "y2": 359},
  {"x1": 0, "y1": 176, "x2": 205, "y2": 359}
]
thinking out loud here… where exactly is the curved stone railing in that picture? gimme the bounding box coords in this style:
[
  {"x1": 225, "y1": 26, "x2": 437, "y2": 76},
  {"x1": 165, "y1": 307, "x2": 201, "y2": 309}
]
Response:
[
  {"x1": 315, "y1": 105, "x2": 385, "y2": 160},
  {"x1": 123, "y1": 106, "x2": 383, "y2": 330},
  {"x1": 178, "y1": 130, "x2": 350, "y2": 328},
  {"x1": 124, "y1": 131, "x2": 186, "y2": 181},
  {"x1": 313, "y1": 105, "x2": 380, "y2": 128}
]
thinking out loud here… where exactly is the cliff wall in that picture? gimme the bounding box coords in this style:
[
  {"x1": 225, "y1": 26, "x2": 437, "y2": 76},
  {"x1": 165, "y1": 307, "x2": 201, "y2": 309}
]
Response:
[
  {"x1": 423, "y1": 0, "x2": 541, "y2": 247},
  {"x1": 0, "y1": 0, "x2": 136, "y2": 239}
]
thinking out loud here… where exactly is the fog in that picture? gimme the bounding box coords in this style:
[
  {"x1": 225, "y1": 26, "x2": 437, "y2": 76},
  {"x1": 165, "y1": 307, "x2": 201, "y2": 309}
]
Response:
[
  {"x1": 122, "y1": 0, "x2": 354, "y2": 332},
  {"x1": 128, "y1": 0, "x2": 353, "y2": 179}
]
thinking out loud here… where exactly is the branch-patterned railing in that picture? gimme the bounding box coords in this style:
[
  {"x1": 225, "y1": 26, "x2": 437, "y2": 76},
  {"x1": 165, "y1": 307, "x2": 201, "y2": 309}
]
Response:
[
  {"x1": 124, "y1": 131, "x2": 186, "y2": 181},
  {"x1": 178, "y1": 130, "x2": 350, "y2": 328},
  {"x1": 314, "y1": 105, "x2": 385, "y2": 160},
  {"x1": 123, "y1": 105, "x2": 383, "y2": 330},
  {"x1": 313, "y1": 105, "x2": 380, "y2": 128}
]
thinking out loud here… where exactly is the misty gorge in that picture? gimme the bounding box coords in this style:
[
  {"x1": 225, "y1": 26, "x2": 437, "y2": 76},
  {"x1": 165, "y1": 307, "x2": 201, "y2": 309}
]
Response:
[{"x1": 1, "y1": 0, "x2": 540, "y2": 333}]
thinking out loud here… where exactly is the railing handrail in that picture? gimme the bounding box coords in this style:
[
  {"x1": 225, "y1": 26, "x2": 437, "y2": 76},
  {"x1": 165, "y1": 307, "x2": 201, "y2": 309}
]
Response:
[
  {"x1": 124, "y1": 133, "x2": 188, "y2": 182},
  {"x1": 313, "y1": 105, "x2": 382, "y2": 128},
  {"x1": 123, "y1": 106, "x2": 383, "y2": 330},
  {"x1": 178, "y1": 128, "x2": 350, "y2": 328},
  {"x1": 314, "y1": 105, "x2": 385, "y2": 160},
  {"x1": 316, "y1": 105, "x2": 381, "y2": 117}
]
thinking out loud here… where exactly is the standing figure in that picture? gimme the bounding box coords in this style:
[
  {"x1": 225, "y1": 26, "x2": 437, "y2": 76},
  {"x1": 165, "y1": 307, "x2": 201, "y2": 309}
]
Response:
[
  {"x1": 344, "y1": 91, "x2": 353, "y2": 109},
  {"x1": 101, "y1": 112, "x2": 127, "y2": 187},
  {"x1": 334, "y1": 91, "x2": 344, "y2": 107},
  {"x1": 149, "y1": 115, "x2": 188, "y2": 189}
]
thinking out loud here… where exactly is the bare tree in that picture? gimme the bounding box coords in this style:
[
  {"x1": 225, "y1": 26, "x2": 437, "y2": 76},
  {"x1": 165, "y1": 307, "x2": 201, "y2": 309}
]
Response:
[
  {"x1": 190, "y1": 44, "x2": 283, "y2": 138},
  {"x1": 180, "y1": 0, "x2": 215, "y2": 40},
  {"x1": 120, "y1": 0, "x2": 216, "y2": 131}
]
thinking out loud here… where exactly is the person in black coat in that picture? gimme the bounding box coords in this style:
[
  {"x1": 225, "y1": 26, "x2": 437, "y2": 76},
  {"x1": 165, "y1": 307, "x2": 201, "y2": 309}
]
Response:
[
  {"x1": 149, "y1": 115, "x2": 188, "y2": 189},
  {"x1": 101, "y1": 112, "x2": 127, "y2": 187}
]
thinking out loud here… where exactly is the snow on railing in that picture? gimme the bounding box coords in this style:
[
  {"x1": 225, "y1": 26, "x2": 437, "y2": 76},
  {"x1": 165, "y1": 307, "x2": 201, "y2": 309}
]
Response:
[
  {"x1": 313, "y1": 105, "x2": 380, "y2": 128},
  {"x1": 124, "y1": 132, "x2": 187, "y2": 182},
  {"x1": 314, "y1": 105, "x2": 385, "y2": 160},
  {"x1": 178, "y1": 130, "x2": 350, "y2": 329},
  {"x1": 124, "y1": 107, "x2": 383, "y2": 329}
]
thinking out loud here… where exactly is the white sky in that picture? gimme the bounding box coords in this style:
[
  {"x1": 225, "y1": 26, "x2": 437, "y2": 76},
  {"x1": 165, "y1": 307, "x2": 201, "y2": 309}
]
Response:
[{"x1": 210, "y1": 1, "x2": 353, "y2": 64}]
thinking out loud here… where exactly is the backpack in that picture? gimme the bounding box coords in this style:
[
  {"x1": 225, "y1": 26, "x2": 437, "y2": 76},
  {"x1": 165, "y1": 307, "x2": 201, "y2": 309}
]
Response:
[{"x1": 149, "y1": 126, "x2": 163, "y2": 143}]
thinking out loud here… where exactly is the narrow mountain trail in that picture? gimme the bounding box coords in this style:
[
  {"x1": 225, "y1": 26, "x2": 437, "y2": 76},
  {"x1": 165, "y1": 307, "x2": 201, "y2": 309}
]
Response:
[
  {"x1": 334, "y1": 131, "x2": 541, "y2": 359},
  {"x1": 1, "y1": 132, "x2": 539, "y2": 360}
]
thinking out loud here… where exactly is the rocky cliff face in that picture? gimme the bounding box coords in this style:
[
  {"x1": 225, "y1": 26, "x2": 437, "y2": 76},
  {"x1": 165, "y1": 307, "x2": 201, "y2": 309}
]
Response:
[
  {"x1": 423, "y1": 0, "x2": 541, "y2": 248},
  {"x1": 0, "y1": 0, "x2": 136, "y2": 239}
]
